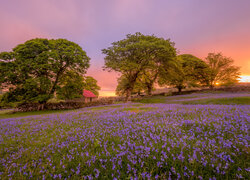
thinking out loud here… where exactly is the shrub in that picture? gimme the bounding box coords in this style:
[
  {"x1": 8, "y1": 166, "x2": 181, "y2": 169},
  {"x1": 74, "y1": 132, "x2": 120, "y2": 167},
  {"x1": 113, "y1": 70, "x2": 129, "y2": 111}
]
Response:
[{"x1": 16, "y1": 98, "x2": 116, "y2": 112}]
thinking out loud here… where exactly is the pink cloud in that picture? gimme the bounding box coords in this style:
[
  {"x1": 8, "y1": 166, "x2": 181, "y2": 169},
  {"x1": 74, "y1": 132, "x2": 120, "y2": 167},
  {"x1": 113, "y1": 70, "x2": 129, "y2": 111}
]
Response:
[
  {"x1": 0, "y1": 0, "x2": 94, "y2": 51},
  {"x1": 0, "y1": 11, "x2": 50, "y2": 51}
]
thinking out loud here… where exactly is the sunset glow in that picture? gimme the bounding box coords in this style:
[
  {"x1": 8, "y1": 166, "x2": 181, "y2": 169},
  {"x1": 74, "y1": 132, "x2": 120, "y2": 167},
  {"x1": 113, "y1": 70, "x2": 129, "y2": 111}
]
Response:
[
  {"x1": 239, "y1": 75, "x2": 250, "y2": 82},
  {"x1": 99, "y1": 90, "x2": 116, "y2": 97},
  {"x1": 0, "y1": 0, "x2": 250, "y2": 92}
]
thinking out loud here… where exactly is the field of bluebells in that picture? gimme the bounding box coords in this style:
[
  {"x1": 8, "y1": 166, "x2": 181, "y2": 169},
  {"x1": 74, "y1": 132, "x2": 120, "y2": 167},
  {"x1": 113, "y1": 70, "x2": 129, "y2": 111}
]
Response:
[{"x1": 0, "y1": 94, "x2": 250, "y2": 179}]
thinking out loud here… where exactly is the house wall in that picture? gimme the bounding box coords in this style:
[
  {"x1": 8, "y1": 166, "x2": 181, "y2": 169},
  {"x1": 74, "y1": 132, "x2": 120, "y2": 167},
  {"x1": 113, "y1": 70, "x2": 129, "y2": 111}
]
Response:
[
  {"x1": 66, "y1": 97, "x2": 97, "y2": 103},
  {"x1": 84, "y1": 97, "x2": 97, "y2": 103}
]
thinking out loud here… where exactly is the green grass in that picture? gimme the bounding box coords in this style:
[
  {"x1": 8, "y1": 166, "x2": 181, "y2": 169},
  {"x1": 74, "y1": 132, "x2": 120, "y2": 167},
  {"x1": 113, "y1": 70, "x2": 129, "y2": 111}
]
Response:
[
  {"x1": 133, "y1": 96, "x2": 167, "y2": 103},
  {"x1": 134, "y1": 95, "x2": 250, "y2": 105},
  {"x1": 0, "y1": 109, "x2": 75, "y2": 119},
  {"x1": 123, "y1": 107, "x2": 155, "y2": 112},
  {"x1": 182, "y1": 96, "x2": 250, "y2": 105},
  {"x1": 89, "y1": 105, "x2": 122, "y2": 111},
  {"x1": 1, "y1": 94, "x2": 249, "y2": 119},
  {"x1": 0, "y1": 94, "x2": 249, "y2": 179},
  {"x1": 165, "y1": 95, "x2": 199, "y2": 100}
]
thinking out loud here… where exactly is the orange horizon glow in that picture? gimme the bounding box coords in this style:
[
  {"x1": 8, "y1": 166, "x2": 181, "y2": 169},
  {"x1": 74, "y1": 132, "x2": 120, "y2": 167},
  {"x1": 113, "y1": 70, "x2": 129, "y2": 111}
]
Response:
[
  {"x1": 99, "y1": 91, "x2": 116, "y2": 97},
  {"x1": 98, "y1": 75, "x2": 250, "y2": 97},
  {"x1": 1, "y1": 0, "x2": 250, "y2": 95},
  {"x1": 239, "y1": 75, "x2": 250, "y2": 83}
]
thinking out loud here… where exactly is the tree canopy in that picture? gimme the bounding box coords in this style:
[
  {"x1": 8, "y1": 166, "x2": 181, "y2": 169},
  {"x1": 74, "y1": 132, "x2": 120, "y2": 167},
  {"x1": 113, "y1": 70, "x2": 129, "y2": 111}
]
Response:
[
  {"x1": 102, "y1": 32, "x2": 176, "y2": 100},
  {"x1": 204, "y1": 53, "x2": 240, "y2": 88},
  {"x1": 0, "y1": 38, "x2": 90, "y2": 105},
  {"x1": 0, "y1": 36, "x2": 242, "y2": 105},
  {"x1": 56, "y1": 71, "x2": 85, "y2": 100},
  {"x1": 158, "y1": 54, "x2": 209, "y2": 92}
]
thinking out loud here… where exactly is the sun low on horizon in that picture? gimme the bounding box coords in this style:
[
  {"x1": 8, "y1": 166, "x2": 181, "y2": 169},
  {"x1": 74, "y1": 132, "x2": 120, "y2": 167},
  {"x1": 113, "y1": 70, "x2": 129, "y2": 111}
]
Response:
[
  {"x1": 1, "y1": 0, "x2": 250, "y2": 95},
  {"x1": 1, "y1": 1, "x2": 250, "y2": 179},
  {"x1": 99, "y1": 74, "x2": 250, "y2": 97}
]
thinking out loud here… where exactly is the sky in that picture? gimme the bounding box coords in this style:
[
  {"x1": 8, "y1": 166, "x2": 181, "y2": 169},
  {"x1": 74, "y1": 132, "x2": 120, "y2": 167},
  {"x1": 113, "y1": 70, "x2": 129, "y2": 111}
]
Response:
[{"x1": 1, "y1": 0, "x2": 250, "y2": 96}]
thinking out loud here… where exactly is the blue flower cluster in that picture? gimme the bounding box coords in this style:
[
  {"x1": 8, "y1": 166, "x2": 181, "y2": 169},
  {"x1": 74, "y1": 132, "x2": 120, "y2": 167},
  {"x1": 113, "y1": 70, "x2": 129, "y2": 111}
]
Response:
[{"x1": 0, "y1": 103, "x2": 249, "y2": 179}]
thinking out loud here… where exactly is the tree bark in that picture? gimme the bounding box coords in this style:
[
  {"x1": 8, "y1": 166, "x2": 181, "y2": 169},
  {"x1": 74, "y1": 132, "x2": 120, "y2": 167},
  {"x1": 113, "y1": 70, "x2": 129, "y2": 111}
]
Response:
[
  {"x1": 147, "y1": 85, "x2": 152, "y2": 96},
  {"x1": 145, "y1": 72, "x2": 158, "y2": 96},
  {"x1": 125, "y1": 88, "x2": 132, "y2": 102},
  {"x1": 49, "y1": 64, "x2": 68, "y2": 97},
  {"x1": 178, "y1": 87, "x2": 182, "y2": 93},
  {"x1": 38, "y1": 103, "x2": 45, "y2": 111},
  {"x1": 49, "y1": 71, "x2": 61, "y2": 95},
  {"x1": 209, "y1": 81, "x2": 214, "y2": 90}
]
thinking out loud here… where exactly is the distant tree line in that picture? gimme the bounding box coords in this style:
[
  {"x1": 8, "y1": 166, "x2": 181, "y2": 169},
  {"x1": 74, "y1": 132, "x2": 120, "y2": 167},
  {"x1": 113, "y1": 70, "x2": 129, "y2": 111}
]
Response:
[
  {"x1": 0, "y1": 33, "x2": 240, "y2": 106},
  {"x1": 102, "y1": 32, "x2": 240, "y2": 101}
]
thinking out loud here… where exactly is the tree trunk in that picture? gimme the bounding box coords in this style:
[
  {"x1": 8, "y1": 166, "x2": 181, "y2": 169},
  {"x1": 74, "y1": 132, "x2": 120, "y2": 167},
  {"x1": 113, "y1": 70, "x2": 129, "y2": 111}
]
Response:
[
  {"x1": 178, "y1": 87, "x2": 182, "y2": 93},
  {"x1": 209, "y1": 80, "x2": 215, "y2": 90},
  {"x1": 138, "y1": 91, "x2": 141, "y2": 96},
  {"x1": 125, "y1": 89, "x2": 132, "y2": 102},
  {"x1": 49, "y1": 67, "x2": 66, "y2": 97},
  {"x1": 209, "y1": 82, "x2": 214, "y2": 90},
  {"x1": 147, "y1": 85, "x2": 152, "y2": 96},
  {"x1": 38, "y1": 103, "x2": 45, "y2": 111}
]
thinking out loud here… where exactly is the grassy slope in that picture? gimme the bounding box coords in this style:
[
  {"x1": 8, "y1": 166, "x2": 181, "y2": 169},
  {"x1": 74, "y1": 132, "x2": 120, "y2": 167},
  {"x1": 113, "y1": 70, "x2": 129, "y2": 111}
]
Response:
[
  {"x1": 0, "y1": 104, "x2": 142, "y2": 119},
  {"x1": 135, "y1": 95, "x2": 250, "y2": 105},
  {"x1": 1, "y1": 93, "x2": 249, "y2": 119},
  {"x1": 1, "y1": 95, "x2": 249, "y2": 179},
  {"x1": 0, "y1": 109, "x2": 74, "y2": 119},
  {"x1": 135, "y1": 96, "x2": 167, "y2": 103},
  {"x1": 182, "y1": 96, "x2": 250, "y2": 105}
]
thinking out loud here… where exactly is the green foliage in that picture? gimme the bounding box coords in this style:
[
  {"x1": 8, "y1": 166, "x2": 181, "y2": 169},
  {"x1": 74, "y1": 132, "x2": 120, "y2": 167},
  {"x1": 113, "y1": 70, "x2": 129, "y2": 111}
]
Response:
[
  {"x1": 0, "y1": 38, "x2": 90, "y2": 104},
  {"x1": 56, "y1": 71, "x2": 85, "y2": 100},
  {"x1": 204, "y1": 53, "x2": 240, "y2": 88},
  {"x1": 56, "y1": 73, "x2": 100, "y2": 100},
  {"x1": 158, "y1": 54, "x2": 208, "y2": 92},
  {"x1": 115, "y1": 75, "x2": 144, "y2": 96},
  {"x1": 135, "y1": 60, "x2": 161, "y2": 95},
  {"x1": 180, "y1": 54, "x2": 209, "y2": 85},
  {"x1": 103, "y1": 32, "x2": 176, "y2": 100},
  {"x1": 83, "y1": 76, "x2": 101, "y2": 96},
  {"x1": 0, "y1": 93, "x2": 18, "y2": 108},
  {"x1": 115, "y1": 75, "x2": 130, "y2": 96}
]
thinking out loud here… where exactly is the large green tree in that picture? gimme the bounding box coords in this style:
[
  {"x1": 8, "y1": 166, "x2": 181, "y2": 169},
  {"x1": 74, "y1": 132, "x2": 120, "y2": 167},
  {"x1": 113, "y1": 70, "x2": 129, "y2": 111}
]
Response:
[
  {"x1": 204, "y1": 53, "x2": 240, "y2": 89},
  {"x1": 135, "y1": 60, "x2": 162, "y2": 95},
  {"x1": 0, "y1": 38, "x2": 90, "y2": 107},
  {"x1": 158, "y1": 54, "x2": 208, "y2": 92},
  {"x1": 102, "y1": 32, "x2": 176, "y2": 101}
]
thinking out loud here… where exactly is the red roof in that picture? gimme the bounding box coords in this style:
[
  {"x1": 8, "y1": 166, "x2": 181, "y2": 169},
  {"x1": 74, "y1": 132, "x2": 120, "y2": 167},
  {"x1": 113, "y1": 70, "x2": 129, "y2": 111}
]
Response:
[{"x1": 83, "y1": 90, "x2": 96, "y2": 98}]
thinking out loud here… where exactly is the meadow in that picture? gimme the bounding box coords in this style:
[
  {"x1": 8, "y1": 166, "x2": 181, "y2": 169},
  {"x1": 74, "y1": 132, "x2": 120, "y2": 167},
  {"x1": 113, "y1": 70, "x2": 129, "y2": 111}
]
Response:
[{"x1": 0, "y1": 93, "x2": 249, "y2": 179}]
